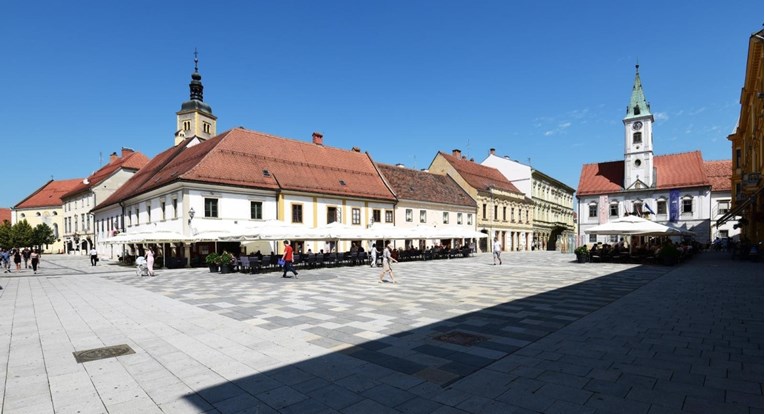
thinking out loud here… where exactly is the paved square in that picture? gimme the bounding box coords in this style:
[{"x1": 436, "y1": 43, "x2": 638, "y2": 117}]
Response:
[{"x1": 0, "y1": 251, "x2": 760, "y2": 413}]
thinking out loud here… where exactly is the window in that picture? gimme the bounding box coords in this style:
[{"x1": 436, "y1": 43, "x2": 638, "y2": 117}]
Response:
[
  {"x1": 511, "y1": 208, "x2": 515, "y2": 222},
  {"x1": 183, "y1": 120, "x2": 191, "y2": 131},
  {"x1": 385, "y1": 210, "x2": 393, "y2": 223},
  {"x1": 482, "y1": 204, "x2": 487, "y2": 220},
  {"x1": 588, "y1": 203, "x2": 597, "y2": 218},
  {"x1": 609, "y1": 235, "x2": 618, "y2": 243},
  {"x1": 525, "y1": 210, "x2": 529, "y2": 223},
  {"x1": 327, "y1": 207, "x2": 337, "y2": 224},
  {"x1": 291, "y1": 204, "x2": 303, "y2": 223},
  {"x1": 609, "y1": 203, "x2": 619, "y2": 217},
  {"x1": 146, "y1": 203, "x2": 151, "y2": 223},
  {"x1": 502, "y1": 207, "x2": 507, "y2": 221},
  {"x1": 203, "y1": 122, "x2": 211, "y2": 134},
  {"x1": 467, "y1": 213, "x2": 473, "y2": 225},
  {"x1": 493, "y1": 205, "x2": 498, "y2": 221},
  {"x1": 172, "y1": 198, "x2": 178, "y2": 219},
  {"x1": 589, "y1": 234, "x2": 597, "y2": 242},
  {"x1": 633, "y1": 132, "x2": 642, "y2": 144},
  {"x1": 204, "y1": 198, "x2": 219, "y2": 218},
  {"x1": 251, "y1": 201, "x2": 263, "y2": 220},
  {"x1": 682, "y1": 197, "x2": 693, "y2": 214},
  {"x1": 127, "y1": 209, "x2": 132, "y2": 226},
  {"x1": 372, "y1": 209, "x2": 381, "y2": 223},
  {"x1": 443, "y1": 212, "x2": 449, "y2": 224},
  {"x1": 352, "y1": 208, "x2": 361, "y2": 225},
  {"x1": 457, "y1": 213, "x2": 463, "y2": 225},
  {"x1": 735, "y1": 148, "x2": 741, "y2": 168},
  {"x1": 405, "y1": 209, "x2": 413, "y2": 222},
  {"x1": 161, "y1": 201, "x2": 166, "y2": 221},
  {"x1": 419, "y1": 210, "x2": 427, "y2": 224},
  {"x1": 657, "y1": 199, "x2": 667, "y2": 215},
  {"x1": 718, "y1": 200, "x2": 730, "y2": 215},
  {"x1": 719, "y1": 230, "x2": 729, "y2": 238}
]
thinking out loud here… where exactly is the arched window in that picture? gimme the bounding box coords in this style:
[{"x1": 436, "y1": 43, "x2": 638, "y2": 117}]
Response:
[{"x1": 633, "y1": 132, "x2": 642, "y2": 144}]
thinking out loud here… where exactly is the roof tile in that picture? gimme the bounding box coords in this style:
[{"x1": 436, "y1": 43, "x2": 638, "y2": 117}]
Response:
[
  {"x1": 704, "y1": 160, "x2": 732, "y2": 192},
  {"x1": 437, "y1": 152, "x2": 524, "y2": 195},
  {"x1": 15, "y1": 179, "x2": 84, "y2": 209},
  {"x1": 377, "y1": 163, "x2": 476, "y2": 208}
]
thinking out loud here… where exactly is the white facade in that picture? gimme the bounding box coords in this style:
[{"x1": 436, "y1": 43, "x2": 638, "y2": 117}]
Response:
[
  {"x1": 482, "y1": 154, "x2": 532, "y2": 198},
  {"x1": 710, "y1": 190, "x2": 740, "y2": 241},
  {"x1": 578, "y1": 187, "x2": 712, "y2": 243}
]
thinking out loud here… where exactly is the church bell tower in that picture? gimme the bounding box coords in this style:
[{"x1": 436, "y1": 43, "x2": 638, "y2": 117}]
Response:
[
  {"x1": 175, "y1": 50, "x2": 217, "y2": 146},
  {"x1": 623, "y1": 64, "x2": 655, "y2": 190}
]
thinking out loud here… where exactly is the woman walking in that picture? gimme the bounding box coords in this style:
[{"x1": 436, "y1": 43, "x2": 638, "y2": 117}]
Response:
[
  {"x1": 30, "y1": 249, "x2": 40, "y2": 274},
  {"x1": 13, "y1": 248, "x2": 21, "y2": 271},
  {"x1": 145, "y1": 248, "x2": 155, "y2": 277},
  {"x1": 378, "y1": 243, "x2": 398, "y2": 284}
]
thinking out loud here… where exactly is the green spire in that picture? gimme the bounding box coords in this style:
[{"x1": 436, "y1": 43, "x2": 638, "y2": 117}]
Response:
[{"x1": 625, "y1": 64, "x2": 651, "y2": 120}]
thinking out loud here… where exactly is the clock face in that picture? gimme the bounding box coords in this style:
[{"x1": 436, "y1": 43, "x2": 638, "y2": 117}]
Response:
[{"x1": 632, "y1": 121, "x2": 643, "y2": 131}]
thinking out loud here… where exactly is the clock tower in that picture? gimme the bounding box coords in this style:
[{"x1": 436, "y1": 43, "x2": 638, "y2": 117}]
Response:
[
  {"x1": 623, "y1": 64, "x2": 655, "y2": 190},
  {"x1": 175, "y1": 50, "x2": 217, "y2": 146}
]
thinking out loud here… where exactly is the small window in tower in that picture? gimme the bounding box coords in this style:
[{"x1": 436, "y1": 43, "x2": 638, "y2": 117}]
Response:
[
  {"x1": 633, "y1": 105, "x2": 640, "y2": 115},
  {"x1": 634, "y1": 159, "x2": 642, "y2": 167},
  {"x1": 633, "y1": 132, "x2": 642, "y2": 144},
  {"x1": 203, "y1": 122, "x2": 211, "y2": 134},
  {"x1": 183, "y1": 121, "x2": 191, "y2": 131}
]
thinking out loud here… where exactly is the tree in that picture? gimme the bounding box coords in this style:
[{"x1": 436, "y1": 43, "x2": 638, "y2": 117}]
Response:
[
  {"x1": 31, "y1": 223, "x2": 55, "y2": 250},
  {"x1": 0, "y1": 221, "x2": 10, "y2": 248},
  {"x1": 11, "y1": 220, "x2": 34, "y2": 248}
]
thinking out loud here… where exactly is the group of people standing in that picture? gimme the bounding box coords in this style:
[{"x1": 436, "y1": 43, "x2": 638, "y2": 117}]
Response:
[{"x1": 1, "y1": 247, "x2": 41, "y2": 275}]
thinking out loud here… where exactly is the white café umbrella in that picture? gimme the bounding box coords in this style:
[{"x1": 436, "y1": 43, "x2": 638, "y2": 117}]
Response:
[{"x1": 585, "y1": 215, "x2": 688, "y2": 236}]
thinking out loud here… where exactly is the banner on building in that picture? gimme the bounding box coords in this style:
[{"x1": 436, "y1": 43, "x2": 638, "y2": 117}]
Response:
[
  {"x1": 598, "y1": 195, "x2": 608, "y2": 224},
  {"x1": 669, "y1": 189, "x2": 680, "y2": 222}
]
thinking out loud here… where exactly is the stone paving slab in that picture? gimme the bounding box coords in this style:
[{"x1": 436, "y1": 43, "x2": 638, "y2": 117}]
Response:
[{"x1": 0, "y1": 251, "x2": 760, "y2": 413}]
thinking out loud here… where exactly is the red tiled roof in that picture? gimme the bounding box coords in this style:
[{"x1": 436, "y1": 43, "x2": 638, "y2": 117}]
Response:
[
  {"x1": 577, "y1": 151, "x2": 710, "y2": 196},
  {"x1": 62, "y1": 150, "x2": 150, "y2": 199},
  {"x1": 0, "y1": 208, "x2": 10, "y2": 224},
  {"x1": 96, "y1": 128, "x2": 396, "y2": 210},
  {"x1": 437, "y1": 152, "x2": 524, "y2": 195},
  {"x1": 15, "y1": 179, "x2": 84, "y2": 209},
  {"x1": 704, "y1": 160, "x2": 732, "y2": 191},
  {"x1": 377, "y1": 163, "x2": 476, "y2": 208}
]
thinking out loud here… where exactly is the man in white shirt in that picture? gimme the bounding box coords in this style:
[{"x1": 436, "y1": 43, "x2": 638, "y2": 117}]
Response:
[
  {"x1": 89, "y1": 248, "x2": 98, "y2": 266},
  {"x1": 493, "y1": 237, "x2": 502, "y2": 265}
]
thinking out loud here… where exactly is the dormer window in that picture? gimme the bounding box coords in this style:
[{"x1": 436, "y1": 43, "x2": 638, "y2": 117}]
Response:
[
  {"x1": 262, "y1": 169, "x2": 271, "y2": 177},
  {"x1": 339, "y1": 180, "x2": 346, "y2": 186}
]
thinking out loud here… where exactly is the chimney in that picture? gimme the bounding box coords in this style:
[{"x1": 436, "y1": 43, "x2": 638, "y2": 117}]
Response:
[
  {"x1": 121, "y1": 147, "x2": 134, "y2": 158},
  {"x1": 452, "y1": 149, "x2": 461, "y2": 157},
  {"x1": 109, "y1": 152, "x2": 118, "y2": 163},
  {"x1": 489, "y1": 148, "x2": 496, "y2": 156},
  {"x1": 312, "y1": 132, "x2": 324, "y2": 146},
  {"x1": 396, "y1": 163, "x2": 405, "y2": 168}
]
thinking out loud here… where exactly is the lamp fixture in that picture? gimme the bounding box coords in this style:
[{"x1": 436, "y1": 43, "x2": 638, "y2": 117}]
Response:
[{"x1": 188, "y1": 207, "x2": 195, "y2": 224}]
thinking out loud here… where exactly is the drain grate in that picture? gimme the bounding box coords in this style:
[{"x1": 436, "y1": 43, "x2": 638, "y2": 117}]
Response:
[
  {"x1": 433, "y1": 331, "x2": 488, "y2": 347},
  {"x1": 73, "y1": 344, "x2": 135, "y2": 363}
]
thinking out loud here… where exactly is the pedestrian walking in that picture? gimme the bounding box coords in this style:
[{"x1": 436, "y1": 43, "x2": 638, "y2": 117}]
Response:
[
  {"x1": 493, "y1": 237, "x2": 502, "y2": 265},
  {"x1": 30, "y1": 249, "x2": 39, "y2": 274},
  {"x1": 369, "y1": 243, "x2": 377, "y2": 267},
  {"x1": 90, "y1": 247, "x2": 98, "y2": 266},
  {"x1": 378, "y1": 243, "x2": 398, "y2": 283},
  {"x1": 145, "y1": 248, "x2": 155, "y2": 276},
  {"x1": 281, "y1": 240, "x2": 298, "y2": 278},
  {"x1": 13, "y1": 248, "x2": 22, "y2": 271},
  {"x1": 22, "y1": 247, "x2": 30, "y2": 268}
]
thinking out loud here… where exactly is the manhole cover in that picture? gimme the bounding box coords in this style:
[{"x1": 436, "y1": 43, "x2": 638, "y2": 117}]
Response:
[
  {"x1": 433, "y1": 331, "x2": 488, "y2": 347},
  {"x1": 73, "y1": 344, "x2": 135, "y2": 363}
]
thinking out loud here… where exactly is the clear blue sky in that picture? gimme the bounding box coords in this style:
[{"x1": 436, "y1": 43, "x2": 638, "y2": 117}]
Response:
[{"x1": 2, "y1": 1, "x2": 761, "y2": 208}]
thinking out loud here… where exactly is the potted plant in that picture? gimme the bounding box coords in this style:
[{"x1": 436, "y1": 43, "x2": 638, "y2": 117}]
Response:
[
  {"x1": 216, "y1": 252, "x2": 235, "y2": 274},
  {"x1": 205, "y1": 252, "x2": 220, "y2": 273},
  {"x1": 657, "y1": 243, "x2": 680, "y2": 266},
  {"x1": 574, "y1": 245, "x2": 589, "y2": 263}
]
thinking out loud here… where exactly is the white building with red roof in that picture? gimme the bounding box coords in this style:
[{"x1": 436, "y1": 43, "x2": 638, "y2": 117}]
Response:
[
  {"x1": 13, "y1": 178, "x2": 83, "y2": 253},
  {"x1": 60, "y1": 148, "x2": 150, "y2": 254},
  {"x1": 577, "y1": 66, "x2": 729, "y2": 244},
  {"x1": 92, "y1": 57, "x2": 397, "y2": 263}
]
